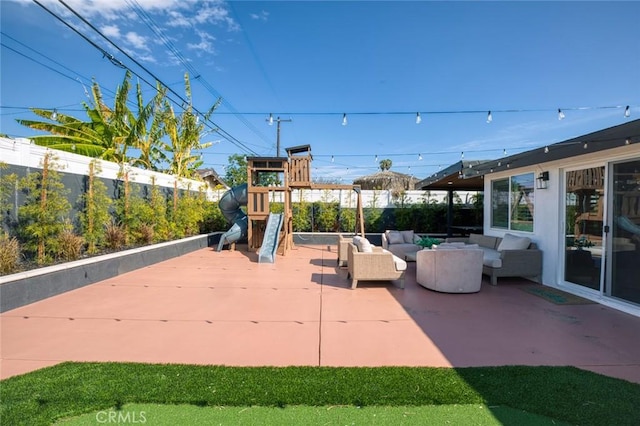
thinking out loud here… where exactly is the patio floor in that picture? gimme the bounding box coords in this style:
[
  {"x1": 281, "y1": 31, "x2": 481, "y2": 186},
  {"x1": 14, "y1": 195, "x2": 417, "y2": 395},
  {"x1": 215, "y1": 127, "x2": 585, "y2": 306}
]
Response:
[{"x1": 2, "y1": 244, "x2": 640, "y2": 384}]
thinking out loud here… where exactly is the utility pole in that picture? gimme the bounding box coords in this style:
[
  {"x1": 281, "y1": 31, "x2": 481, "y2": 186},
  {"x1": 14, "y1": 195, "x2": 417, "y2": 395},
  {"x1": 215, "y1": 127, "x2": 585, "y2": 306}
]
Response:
[{"x1": 267, "y1": 115, "x2": 292, "y2": 157}]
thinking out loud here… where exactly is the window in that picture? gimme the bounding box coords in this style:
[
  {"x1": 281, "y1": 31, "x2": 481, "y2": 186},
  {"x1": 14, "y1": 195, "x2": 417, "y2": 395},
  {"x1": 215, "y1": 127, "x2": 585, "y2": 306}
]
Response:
[{"x1": 491, "y1": 173, "x2": 535, "y2": 231}]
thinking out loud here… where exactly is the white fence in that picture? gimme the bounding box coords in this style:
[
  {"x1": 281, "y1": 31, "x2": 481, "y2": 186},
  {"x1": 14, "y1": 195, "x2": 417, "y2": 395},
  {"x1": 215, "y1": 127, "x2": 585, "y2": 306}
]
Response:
[{"x1": 2, "y1": 138, "x2": 478, "y2": 208}]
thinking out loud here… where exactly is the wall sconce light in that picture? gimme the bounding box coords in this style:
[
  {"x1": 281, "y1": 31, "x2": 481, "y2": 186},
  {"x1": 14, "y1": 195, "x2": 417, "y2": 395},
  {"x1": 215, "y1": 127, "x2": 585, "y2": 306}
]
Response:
[{"x1": 536, "y1": 171, "x2": 549, "y2": 190}]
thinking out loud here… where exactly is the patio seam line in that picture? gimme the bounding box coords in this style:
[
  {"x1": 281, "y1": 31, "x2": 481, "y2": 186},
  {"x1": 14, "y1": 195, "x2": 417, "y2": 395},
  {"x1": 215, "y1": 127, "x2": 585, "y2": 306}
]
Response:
[{"x1": 317, "y1": 248, "x2": 325, "y2": 367}]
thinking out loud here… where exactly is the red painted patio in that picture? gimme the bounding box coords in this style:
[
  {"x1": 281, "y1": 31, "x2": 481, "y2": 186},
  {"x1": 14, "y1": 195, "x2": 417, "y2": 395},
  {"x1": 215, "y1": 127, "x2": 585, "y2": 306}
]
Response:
[{"x1": 2, "y1": 244, "x2": 639, "y2": 384}]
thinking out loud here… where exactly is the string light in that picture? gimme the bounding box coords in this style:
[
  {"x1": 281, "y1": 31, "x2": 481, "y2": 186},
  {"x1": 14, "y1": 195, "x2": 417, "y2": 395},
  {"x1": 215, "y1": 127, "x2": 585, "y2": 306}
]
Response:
[
  {"x1": 544, "y1": 146, "x2": 549, "y2": 153},
  {"x1": 461, "y1": 151, "x2": 464, "y2": 159},
  {"x1": 374, "y1": 154, "x2": 378, "y2": 162},
  {"x1": 342, "y1": 113, "x2": 348, "y2": 126},
  {"x1": 268, "y1": 113, "x2": 274, "y2": 125},
  {"x1": 625, "y1": 138, "x2": 630, "y2": 145},
  {"x1": 331, "y1": 155, "x2": 335, "y2": 162},
  {"x1": 583, "y1": 142, "x2": 588, "y2": 149},
  {"x1": 418, "y1": 153, "x2": 423, "y2": 160},
  {"x1": 486, "y1": 111, "x2": 492, "y2": 123},
  {"x1": 558, "y1": 108, "x2": 565, "y2": 120},
  {"x1": 503, "y1": 149, "x2": 507, "y2": 156},
  {"x1": 51, "y1": 109, "x2": 58, "y2": 120},
  {"x1": 416, "y1": 112, "x2": 422, "y2": 124},
  {"x1": 625, "y1": 106, "x2": 631, "y2": 118}
]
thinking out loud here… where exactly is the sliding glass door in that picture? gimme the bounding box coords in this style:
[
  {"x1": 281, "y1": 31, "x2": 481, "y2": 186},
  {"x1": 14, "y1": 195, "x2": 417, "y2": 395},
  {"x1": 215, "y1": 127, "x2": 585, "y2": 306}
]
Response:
[
  {"x1": 564, "y1": 166, "x2": 605, "y2": 290},
  {"x1": 610, "y1": 160, "x2": 640, "y2": 304}
]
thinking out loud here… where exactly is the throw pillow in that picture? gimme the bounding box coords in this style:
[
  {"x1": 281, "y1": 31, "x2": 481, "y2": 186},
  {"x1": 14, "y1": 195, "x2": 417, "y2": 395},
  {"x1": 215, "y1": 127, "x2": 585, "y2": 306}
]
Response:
[
  {"x1": 387, "y1": 231, "x2": 404, "y2": 245},
  {"x1": 360, "y1": 238, "x2": 373, "y2": 253},
  {"x1": 497, "y1": 233, "x2": 531, "y2": 251},
  {"x1": 400, "y1": 230, "x2": 415, "y2": 244},
  {"x1": 352, "y1": 236, "x2": 363, "y2": 251}
]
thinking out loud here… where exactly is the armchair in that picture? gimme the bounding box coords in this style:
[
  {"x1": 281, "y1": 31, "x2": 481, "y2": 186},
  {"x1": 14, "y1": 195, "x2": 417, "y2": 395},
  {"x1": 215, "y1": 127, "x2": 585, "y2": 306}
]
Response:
[
  {"x1": 347, "y1": 242, "x2": 407, "y2": 289},
  {"x1": 416, "y1": 247, "x2": 483, "y2": 293}
]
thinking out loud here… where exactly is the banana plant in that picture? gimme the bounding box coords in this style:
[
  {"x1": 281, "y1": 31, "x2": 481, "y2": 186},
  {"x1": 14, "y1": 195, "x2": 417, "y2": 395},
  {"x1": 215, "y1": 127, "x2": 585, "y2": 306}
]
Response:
[
  {"x1": 129, "y1": 81, "x2": 167, "y2": 171},
  {"x1": 16, "y1": 71, "x2": 151, "y2": 165},
  {"x1": 162, "y1": 72, "x2": 221, "y2": 178}
]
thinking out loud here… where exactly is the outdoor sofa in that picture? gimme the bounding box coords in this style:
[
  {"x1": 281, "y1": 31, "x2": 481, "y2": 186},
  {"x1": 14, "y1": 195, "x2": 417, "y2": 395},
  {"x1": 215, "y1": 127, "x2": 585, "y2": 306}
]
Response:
[
  {"x1": 381, "y1": 230, "x2": 423, "y2": 260},
  {"x1": 445, "y1": 233, "x2": 542, "y2": 285}
]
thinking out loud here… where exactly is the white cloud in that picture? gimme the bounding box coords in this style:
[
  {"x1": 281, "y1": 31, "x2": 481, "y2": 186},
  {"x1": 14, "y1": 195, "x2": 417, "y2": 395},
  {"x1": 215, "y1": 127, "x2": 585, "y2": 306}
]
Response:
[
  {"x1": 125, "y1": 31, "x2": 150, "y2": 51},
  {"x1": 166, "y1": 10, "x2": 191, "y2": 28},
  {"x1": 250, "y1": 11, "x2": 269, "y2": 21},
  {"x1": 187, "y1": 30, "x2": 217, "y2": 55},
  {"x1": 100, "y1": 24, "x2": 121, "y2": 38}
]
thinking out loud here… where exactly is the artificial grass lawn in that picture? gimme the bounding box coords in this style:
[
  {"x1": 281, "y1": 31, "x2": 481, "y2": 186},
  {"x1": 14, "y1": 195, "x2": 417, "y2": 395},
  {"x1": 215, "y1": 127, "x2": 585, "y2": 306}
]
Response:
[
  {"x1": 57, "y1": 403, "x2": 571, "y2": 425},
  {"x1": 2, "y1": 362, "x2": 639, "y2": 425}
]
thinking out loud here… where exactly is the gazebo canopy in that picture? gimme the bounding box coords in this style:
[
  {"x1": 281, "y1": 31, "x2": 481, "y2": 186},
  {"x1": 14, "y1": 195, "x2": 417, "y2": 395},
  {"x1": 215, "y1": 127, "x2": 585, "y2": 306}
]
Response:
[{"x1": 353, "y1": 170, "x2": 418, "y2": 192}]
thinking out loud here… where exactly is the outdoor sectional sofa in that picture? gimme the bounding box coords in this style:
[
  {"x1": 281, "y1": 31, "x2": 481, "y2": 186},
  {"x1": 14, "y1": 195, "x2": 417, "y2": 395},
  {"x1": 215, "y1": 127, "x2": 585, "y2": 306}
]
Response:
[
  {"x1": 381, "y1": 230, "x2": 423, "y2": 260},
  {"x1": 445, "y1": 233, "x2": 542, "y2": 285}
]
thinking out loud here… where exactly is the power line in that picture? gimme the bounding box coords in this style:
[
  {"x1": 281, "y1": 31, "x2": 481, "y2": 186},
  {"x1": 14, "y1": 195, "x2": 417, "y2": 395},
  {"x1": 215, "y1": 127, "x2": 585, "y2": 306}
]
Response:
[
  {"x1": 53, "y1": 0, "x2": 257, "y2": 155},
  {"x1": 32, "y1": 0, "x2": 257, "y2": 156},
  {"x1": 125, "y1": 0, "x2": 273, "y2": 152}
]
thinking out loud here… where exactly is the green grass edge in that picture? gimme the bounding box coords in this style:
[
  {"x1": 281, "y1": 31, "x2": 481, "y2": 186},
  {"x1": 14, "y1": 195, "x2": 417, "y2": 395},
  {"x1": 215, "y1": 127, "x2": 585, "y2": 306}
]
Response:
[{"x1": 1, "y1": 363, "x2": 639, "y2": 426}]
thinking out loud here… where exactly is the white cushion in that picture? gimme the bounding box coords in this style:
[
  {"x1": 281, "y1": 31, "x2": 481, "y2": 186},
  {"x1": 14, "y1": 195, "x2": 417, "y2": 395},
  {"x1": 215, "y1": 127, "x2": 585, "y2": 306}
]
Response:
[
  {"x1": 497, "y1": 233, "x2": 531, "y2": 251},
  {"x1": 387, "y1": 231, "x2": 404, "y2": 245},
  {"x1": 392, "y1": 255, "x2": 408, "y2": 271},
  {"x1": 352, "y1": 236, "x2": 373, "y2": 253},
  {"x1": 400, "y1": 230, "x2": 415, "y2": 244},
  {"x1": 437, "y1": 242, "x2": 466, "y2": 249},
  {"x1": 482, "y1": 248, "x2": 503, "y2": 268},
  {"x1": 359, "y1": 238, "x2": 373, "y2": 253},
  {"x1": 352, "y1": 236, "x2": 363, "y2": 251}
]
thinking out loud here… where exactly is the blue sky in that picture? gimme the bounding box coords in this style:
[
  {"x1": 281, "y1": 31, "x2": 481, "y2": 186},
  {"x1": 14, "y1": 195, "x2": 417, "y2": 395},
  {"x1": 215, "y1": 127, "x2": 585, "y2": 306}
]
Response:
[{"x1": 1, "y1": 0, "x2": 638, "y2": 182}]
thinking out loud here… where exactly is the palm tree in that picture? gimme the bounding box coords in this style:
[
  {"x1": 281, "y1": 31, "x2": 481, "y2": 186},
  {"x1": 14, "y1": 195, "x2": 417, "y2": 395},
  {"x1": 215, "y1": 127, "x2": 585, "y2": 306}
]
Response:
[{"x1": 379, "y1": 159, "x2": 392, "y2": 171}]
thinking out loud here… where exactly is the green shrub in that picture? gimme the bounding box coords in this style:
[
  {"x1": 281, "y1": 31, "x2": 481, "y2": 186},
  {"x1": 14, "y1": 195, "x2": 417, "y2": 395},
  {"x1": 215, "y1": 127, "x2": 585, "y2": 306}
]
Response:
[
  {"x1": 200, "y1": 201, "x2": 227, "y2": 233},
  {"x1": 338, "y1": 208, "x2": 356, "y2": 233},
  {"x1": 77, "y1": 161, "x2": 112, "y2": 254},
  {"x1": 17, "y1": 153, "x2": 71, "y2": 264}
]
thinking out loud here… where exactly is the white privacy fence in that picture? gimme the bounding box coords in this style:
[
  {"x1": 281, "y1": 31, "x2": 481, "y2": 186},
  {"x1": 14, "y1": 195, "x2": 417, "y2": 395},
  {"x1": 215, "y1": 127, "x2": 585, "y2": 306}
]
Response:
[{"x1": 2, "y1": 138, "x2": 478, "y2": 208}]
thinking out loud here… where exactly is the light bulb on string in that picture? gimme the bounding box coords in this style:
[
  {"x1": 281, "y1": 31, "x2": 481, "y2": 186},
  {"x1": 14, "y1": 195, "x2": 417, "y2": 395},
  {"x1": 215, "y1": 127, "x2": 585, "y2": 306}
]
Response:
[
  {"x1": 331, "y1": 155, "x2": 335, "y2": 163},
  {"x1": 342, "y1": 113, "x2": 348, "y2": 126},
  {"x1": 51, "y1": 109, "x2": 58, "y2": 120},
  {"x1": 268, "y1": 113, "x2": 274, "y2": 125},
  {"x1": 418, "y1": 153, "x2": 423, "y2": 160},
  {"x1": 558, "y1": 108, "x2": 565, "y2": 120},
  {"x1": 486, "y1": 111, "x2": 492, "y2": 123},
  {"x1": 625, "y1": 106, "x2": 631, "y2": 118},
  {"x1": 416, "y1": 112, "x2": 422, "y2": 124}
]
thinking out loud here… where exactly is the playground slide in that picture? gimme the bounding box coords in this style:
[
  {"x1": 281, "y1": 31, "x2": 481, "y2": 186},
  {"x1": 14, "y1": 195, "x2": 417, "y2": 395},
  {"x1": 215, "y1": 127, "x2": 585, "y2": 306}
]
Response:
[
  {"x1": 216, "y1": 183, "x2": 248, "y2": 252},
  {"x1": 258, "y1": 213, "x2": 284, "y2": 263}
]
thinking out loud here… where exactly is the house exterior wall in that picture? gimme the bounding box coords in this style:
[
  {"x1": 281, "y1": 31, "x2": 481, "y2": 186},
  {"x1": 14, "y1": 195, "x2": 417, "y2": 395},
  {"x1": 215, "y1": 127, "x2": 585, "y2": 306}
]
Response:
[{"x1": 482, "y1": 143, "x2": 640, "y2": 317}]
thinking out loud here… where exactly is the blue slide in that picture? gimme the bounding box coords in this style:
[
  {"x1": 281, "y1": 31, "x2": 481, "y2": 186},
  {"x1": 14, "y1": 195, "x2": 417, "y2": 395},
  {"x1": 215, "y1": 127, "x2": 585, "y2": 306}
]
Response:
[{"x1": 216, "y1": 183, "x2": 248, "y2": 252}]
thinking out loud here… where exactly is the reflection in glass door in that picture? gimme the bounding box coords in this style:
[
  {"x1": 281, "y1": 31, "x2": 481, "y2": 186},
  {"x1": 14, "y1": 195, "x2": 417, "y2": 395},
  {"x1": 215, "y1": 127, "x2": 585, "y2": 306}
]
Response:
[
  {"x1": 564, "y1": 166, "x2": 605, "y2": 290},
  {"x1": 610, "y1": 160, "x2": 640, "y2": 304}
]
